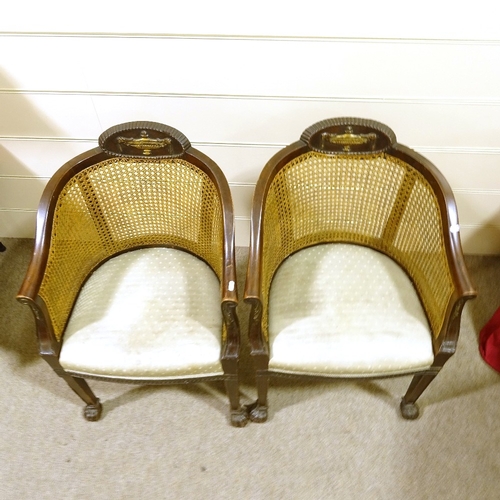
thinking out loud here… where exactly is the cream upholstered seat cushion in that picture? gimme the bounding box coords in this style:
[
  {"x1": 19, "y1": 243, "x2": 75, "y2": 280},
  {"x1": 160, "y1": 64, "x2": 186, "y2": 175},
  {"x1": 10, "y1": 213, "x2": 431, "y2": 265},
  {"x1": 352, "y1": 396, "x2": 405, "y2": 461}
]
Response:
[
  {"x1": 268, "y1": 244, "x2": 434, "y2": 377},
  {"x1": 59, "y1": 247, "x2": 224, "y2": 380}
]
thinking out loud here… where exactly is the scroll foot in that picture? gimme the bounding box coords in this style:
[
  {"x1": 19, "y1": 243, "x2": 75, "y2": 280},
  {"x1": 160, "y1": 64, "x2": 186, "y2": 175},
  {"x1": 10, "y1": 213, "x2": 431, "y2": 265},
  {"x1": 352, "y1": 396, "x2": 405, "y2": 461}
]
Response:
[
  {"x1": 400, "y1": 399, "x2": 419, "y2": 420},
  {"x1": 84, "y1": 401, "x2": 102, "y2": 422},
  {"x1": 246, "y1": 401, "x2": 268, "y2": 423},
  {"x1": 230, "y1": 408, "x2": 249, "y2": 428}
]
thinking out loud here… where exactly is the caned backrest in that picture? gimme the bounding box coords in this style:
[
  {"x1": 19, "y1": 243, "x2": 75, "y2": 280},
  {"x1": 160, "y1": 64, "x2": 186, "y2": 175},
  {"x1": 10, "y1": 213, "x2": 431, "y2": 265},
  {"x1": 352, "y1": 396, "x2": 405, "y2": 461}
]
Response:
[
  {"x1": 37, "y1": 123, "x2": 225, "y2": 341},
  {"x1": 259, "y1": 120, "x2": 455, "y2": 341}
]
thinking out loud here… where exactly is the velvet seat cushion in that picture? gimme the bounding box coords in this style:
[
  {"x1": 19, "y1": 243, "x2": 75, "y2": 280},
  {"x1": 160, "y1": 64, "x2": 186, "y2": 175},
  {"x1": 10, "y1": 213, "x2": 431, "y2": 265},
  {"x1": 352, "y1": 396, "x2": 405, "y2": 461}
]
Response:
[
  {"x1": 268, "y1": 243, "x2": 434, "y2": 377},
  {"x1": 59, "y1": 247, "x2": 223, "y2": 380}
]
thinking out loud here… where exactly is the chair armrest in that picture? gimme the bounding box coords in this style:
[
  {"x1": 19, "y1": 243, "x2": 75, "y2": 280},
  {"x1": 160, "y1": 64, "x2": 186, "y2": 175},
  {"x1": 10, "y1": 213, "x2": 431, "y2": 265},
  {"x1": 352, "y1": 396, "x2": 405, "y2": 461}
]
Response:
[
  {"x1": 244, "y1": 142, "x2": 309, "y2": 352},
  {"x1": 17, "y1": 148, "x2": 107, "y2": 350},
  {"x1": 392, "y1": 144, "x2": 476, "y2": 299},
  {"x1": 244, "y1": 141, "x2": 308, "y2": 302},
  {"x1": 221, "y1": 210, "x2": 238, "y2": 305},
  {"x1": 390, "y1": 144, "x2": 477, "y2": 347},
  {"x1": 18, "y1": 147, "x2": 106, "y2": 302}
]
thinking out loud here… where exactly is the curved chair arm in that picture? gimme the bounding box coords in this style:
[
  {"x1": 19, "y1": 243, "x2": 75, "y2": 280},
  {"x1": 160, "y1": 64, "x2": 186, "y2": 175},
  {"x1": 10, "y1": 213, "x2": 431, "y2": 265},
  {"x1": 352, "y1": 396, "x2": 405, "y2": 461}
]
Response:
[
  {"x1": 179, "y1": 146, "x2": 240, "y2": 361},
  {"x1": 17, "y1": 148, "x2": 106, "y2": 303},
  {"x1": 392, "y1": 144, "x2": 477, "y2": 351},
  {"x1": 244, "y1": 141, "x2": 309, "y2": 354},
  {"x1": 244, "y1": 141, "x2": 308, "y2": 303},
  {"x1": 184, "y1": 147, "x2": 239, "y2": 307},
  {"x1": 17, "y1": 147, "x2": 107, "y2": 353},
  {"x1": 393, "y1": 144, "x2": 476, "y2": 300}
]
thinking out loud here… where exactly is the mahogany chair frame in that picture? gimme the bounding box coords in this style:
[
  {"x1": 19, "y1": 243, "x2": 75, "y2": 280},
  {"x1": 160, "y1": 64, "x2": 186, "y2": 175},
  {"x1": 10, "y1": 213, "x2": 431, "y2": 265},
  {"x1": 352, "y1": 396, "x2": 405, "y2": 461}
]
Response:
[
  {"x1": 244, "y1": 117, "x2": 476, "y2": 422},
  {"x1": 17, "y1": 121, "x2": 247, "y2": 426}
]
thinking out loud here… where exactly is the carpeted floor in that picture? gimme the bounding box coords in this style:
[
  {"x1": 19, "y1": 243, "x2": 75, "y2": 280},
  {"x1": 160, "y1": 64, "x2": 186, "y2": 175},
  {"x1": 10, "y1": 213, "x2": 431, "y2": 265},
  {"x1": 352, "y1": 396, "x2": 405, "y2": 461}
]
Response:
[{"x1": 1, "y1": 238, "x2": 499, "y2": 500}]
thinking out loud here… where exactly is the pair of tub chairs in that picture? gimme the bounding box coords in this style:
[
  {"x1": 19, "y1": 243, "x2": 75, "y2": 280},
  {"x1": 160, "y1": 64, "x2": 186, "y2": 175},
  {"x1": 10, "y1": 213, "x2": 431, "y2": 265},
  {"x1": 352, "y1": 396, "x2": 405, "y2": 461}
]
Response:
[{"x1": 17, "y1": 118, "x2": 476, "y2": 426}]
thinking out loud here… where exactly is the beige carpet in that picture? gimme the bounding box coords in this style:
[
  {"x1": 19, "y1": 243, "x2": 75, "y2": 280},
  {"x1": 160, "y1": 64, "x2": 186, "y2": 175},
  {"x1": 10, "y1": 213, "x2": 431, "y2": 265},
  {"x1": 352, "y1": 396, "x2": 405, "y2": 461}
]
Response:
[{"x1": 1, "y1": 238, "x2": 499, "y2": 500}]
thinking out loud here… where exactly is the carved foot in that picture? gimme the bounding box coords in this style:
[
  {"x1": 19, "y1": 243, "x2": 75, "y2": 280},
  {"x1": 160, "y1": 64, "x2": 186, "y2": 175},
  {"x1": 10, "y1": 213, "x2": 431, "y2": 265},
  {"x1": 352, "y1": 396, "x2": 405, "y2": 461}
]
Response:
[
  {"x1": 400, "y1": 399, "x2": 419, "y2": 420},
  {"x1": 84, "y1": 401, "x2": 102, "y2": 422},
  {"x1": 246, "y1": 401, "x2": 268, "y2": 423},
  {"x1": 230, "y1": 408, "x2": 249, "y2": 428}
]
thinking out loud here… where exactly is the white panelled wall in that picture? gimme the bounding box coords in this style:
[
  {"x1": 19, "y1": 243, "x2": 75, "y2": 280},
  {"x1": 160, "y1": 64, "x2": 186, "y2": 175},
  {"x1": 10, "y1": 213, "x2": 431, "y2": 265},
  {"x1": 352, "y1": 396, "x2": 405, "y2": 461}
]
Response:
[{"x1": 1, "y1": 1, "x2": 500, "y2": 253}]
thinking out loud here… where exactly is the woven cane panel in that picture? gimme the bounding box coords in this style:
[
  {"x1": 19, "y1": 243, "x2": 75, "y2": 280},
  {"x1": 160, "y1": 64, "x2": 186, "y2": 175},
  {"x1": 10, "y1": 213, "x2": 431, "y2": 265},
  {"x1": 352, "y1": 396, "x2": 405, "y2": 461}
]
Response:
[
  {"x1": 391, "y1": 177, "x2": 454, "y2": 335},
  {"x1": 261, "y1": 151, "x2": 453, "y2": 340},
  {"x1": 39, "y1": 157, "x2": 223, "y2": 341}
]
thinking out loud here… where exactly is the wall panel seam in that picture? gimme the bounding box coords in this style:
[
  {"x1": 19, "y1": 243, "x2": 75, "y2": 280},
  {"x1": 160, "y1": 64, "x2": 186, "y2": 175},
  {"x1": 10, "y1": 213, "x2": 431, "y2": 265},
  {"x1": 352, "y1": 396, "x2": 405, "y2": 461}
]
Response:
[
  {"x1": 454, "y1": 189, "x2": 500, "y2": 195},
  {"x1": 0, "y1": 175, "x2": 50, "y2": 180},
  {"x1": 0, "y1": 207, "x2": 36, "y2": 212},
  {"x1": 1, "y1": 32, "x2": 500, "y2": 45},
  {"x1": 2, "y1": 89, "x2": 500, "y2": 106}
]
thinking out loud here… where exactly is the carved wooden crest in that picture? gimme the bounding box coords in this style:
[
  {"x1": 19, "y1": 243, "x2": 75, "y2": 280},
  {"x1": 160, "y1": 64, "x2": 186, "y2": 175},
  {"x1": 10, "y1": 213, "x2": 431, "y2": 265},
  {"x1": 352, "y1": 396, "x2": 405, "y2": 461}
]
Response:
[
  {"x1": 99, "y1": 121, "x2": 191, "y2": 158},
  {"x1": 301, "y1": 118, "x2": 396, "y2": 154}
]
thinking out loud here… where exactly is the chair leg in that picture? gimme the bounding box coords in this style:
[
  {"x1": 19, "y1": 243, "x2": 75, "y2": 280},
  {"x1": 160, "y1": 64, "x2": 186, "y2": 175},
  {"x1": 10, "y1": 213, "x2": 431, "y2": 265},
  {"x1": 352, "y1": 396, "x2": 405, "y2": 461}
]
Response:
[
  {"x1": 400, "y1": 370, "x2": 439, "y2": 420},
  {"x1": 61, "y1": 373, "x2": 102, "y2": 421},
  {"x1": 247, "y1": 370, "x2": 269, "y2": 423},
  {"x1": 224, "y1": 375, "x2": 248, "y2": 428}
]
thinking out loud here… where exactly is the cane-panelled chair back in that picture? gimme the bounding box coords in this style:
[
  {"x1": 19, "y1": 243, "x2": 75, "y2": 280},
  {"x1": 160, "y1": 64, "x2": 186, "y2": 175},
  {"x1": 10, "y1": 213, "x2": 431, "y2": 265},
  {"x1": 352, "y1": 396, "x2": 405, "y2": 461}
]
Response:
[
  {"x1": 41, "y1": 155, "x2": 225, "y2": 343},
  {"x1": 245, "y1": 117, "x2": 476, "y2": 422},
  {"x1": 18, "y1": 121, "x2": 247, "y2": 426}
]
